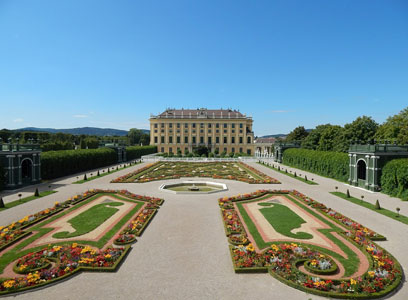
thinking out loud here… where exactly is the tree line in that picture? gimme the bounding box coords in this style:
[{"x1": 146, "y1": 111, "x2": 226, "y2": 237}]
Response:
[
  {"x1": 284, "y1": 106, "x2": 408, "y2": 152},
  {"x1": 0, "y1": 128, "x2": 150, "y2": 152}
]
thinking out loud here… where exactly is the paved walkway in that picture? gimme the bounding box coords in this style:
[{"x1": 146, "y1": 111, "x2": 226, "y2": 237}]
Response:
[{"x1": 0, "y1": 161, "x2": 407, "y2": 299}]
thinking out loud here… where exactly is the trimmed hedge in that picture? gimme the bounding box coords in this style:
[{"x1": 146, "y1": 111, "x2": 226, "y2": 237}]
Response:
[
  {"x1": 381, "y1": 158, "x2": 408, "y2": 200},
  {"x1": 282, "y1": 148, "x2": 349, "y2": 182},
  {"x1": 126, "y1": 145, "x2": 157, "y2": 160},
  {"x1": 41, "y1": 148, "x2": 117, "y2": 180},
  {"x1": 0, "y1": 161, "x2": 4, "y2": 191}
]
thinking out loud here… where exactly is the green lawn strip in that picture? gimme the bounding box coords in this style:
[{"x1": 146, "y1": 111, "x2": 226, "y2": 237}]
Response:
[
  {"x1": 73, "y1": 162, "x2": 141, "y2": 184},
  {"x1": 53, "y1": 202, "x2": 124, "y2": 238},
  {"x1": 0, "y1": 193, "x2": 145, "y2": 273},
  {"x1": 235, "y1": 194, "x2": 363, "y2": 276},
  {"x1": 259, "y1": 203, "x2": 313, "y2": 239},
  {"x1": 0, "y1": 191, "x2": 57, "y2": 211},
  {"x1": 257, "y1": 162, "x2": 318, "y2": 185},
  {"x1": 330, "y1": 191, "x2": 408, "y2": 225},
  {"x1": 237, "y1": 163, "x2": 265, "y2": 181}
]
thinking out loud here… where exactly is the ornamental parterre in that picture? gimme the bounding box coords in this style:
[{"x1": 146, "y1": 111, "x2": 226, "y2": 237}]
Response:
[
  {"x1": 219, "y1": 190, "x2": 403, "y2": 299},
  {"x1": 0, "y1": 189, "x2": 164, "y2": 295},
  {"x1": 111, "y1": 161, "x2": 280, "y2": 184}
]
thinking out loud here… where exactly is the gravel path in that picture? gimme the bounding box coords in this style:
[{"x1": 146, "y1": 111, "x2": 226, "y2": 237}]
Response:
[{"x1": 0, "y1": 161, "x2": 407, "y2": 299}]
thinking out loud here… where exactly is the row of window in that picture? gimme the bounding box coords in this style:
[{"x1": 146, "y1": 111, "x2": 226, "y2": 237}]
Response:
[
  {"x1": 162, "y1": 147, "x2": 252, "y2": 155},
  {"x1": 154, "y1": 129, "x2": 244, "y2": 134},
  {"x1": 154, "y1": 136, "x2": 251, "y2": 144},
  {"x1": 154, "y1": 123, "x2": 247, "y2": 129}
]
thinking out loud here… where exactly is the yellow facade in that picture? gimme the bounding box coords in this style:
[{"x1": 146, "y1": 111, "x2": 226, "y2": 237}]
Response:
[{"x1": 150, "y1": 108, "x2": 255, "y2": 155}]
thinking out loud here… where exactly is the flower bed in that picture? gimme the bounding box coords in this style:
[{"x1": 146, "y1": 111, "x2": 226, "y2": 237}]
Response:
[
  {"x1": 219, "y1": 190, "x2": 403, "y2": 299},
  {"x1": 114, "y1": 234, "x2": 137, "y2": 245},
  {"x1": 1, "y1": 244, "x2": 128, "y2": 295},
  {"x1": 111, "y1": 161, "x2": 280, "y2": 184},
  {"x1": 0, "y1": 190, "x2": 164, "y2": 295}
]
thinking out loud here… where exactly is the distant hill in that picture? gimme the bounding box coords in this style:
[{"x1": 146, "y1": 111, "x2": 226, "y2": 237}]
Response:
[
  {"x1": 261, "y1": 134, "x2": 287, "y2": 138},
  {"x1": 261, "y1": 129, "x2": 312, "y2": 139},
  {"x1": 16, "y1": 127, "x2": 149, "y2": 136}
]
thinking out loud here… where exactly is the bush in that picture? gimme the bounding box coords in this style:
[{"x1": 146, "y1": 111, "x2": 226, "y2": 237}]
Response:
[
  {"x1": 126, "y1": 145, "x2": 156, "y2": 160},
  {"x1": 282, "y1": 148, "x2": 349, "y2": 182},
  {"x1": 41, "y1": 148, "x2": 117, "y2": 180},
  {"x1": 381, "y1": 158, "x2": 408, "y2": 200}
]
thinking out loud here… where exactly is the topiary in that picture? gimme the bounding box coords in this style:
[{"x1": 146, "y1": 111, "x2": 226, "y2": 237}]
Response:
[
  {"x1": 305, "y1": 175, "x2": 308, "y2": 181},
  {"x1": 375, "y1": 199, "x2": 381, "y2": 210},
  {"x1": 34, "y1": 188, "x2": 39, "y2": 197},
  {"x1": 346, "y1": 189, "x2": 350, "y2": 198},
  {"x1": 84, "y1": 174, "x2": 88, "y2": 181},
  {"x1": 97, "y1": 170, "x2": 100, "y2": 176},
  {"x1": 294, "y1": 172, "x2": 297, "y2": 177},
  {"x1": 0, "y1": 197, "x2": 4, "y2": 208}
]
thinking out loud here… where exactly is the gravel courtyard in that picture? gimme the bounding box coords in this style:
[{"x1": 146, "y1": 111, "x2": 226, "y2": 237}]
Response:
[{"x1": 0, "y1": 161, "x2": 407, "y2": 300}]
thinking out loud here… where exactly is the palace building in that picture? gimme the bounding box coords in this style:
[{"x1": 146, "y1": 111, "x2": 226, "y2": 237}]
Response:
[{"x1": 149, "y1": 108, "x2": 255, "y2": 155}]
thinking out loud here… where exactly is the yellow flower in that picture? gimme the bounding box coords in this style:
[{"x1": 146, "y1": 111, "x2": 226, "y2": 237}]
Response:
[
  {"x1": 27, "y1": 271, "x2": 40, "y2": 283},
  {"x1": 350, "y1": 278, "x2": 357, "y2": 285},
  {"x1": 3, "y1": 280, "x2": 15, "y2": 289},
  {"x1": 72, "y1": 243, "x2": 78, "y2": 248},
  {"x1": 378, "y1": 261, "x2": 385, "y2": 267},
  {"x1": 53, "y1": 245, "x2": 62, "y2": 251},
  {"x1": 291, "y1": 243, "x2": 298, "y2": 247},
  {"x1": 366, "y1": 246, "x2": 373, "y2": 252},
  {"x1": 19, "y1": 264, "x2": 27, "y2": 271},
  {"x1": 368, "y1": 271, "x2": 375, "y2": 278},
  {"x1": 54, "y1": 201, "x2": 59, "y2": 206},
  {"x1": 105, "y1": 254, "x2": 112, "y2": 259},
  {"x1": 64, "y1": 267, "x2": 70, "y2": 272},
  {"x1": 246, "y1": 243, "x2": 255, "y2": 252},
  {"x1": 271, "y1": 244, "x2": 279, "y2": 252}
]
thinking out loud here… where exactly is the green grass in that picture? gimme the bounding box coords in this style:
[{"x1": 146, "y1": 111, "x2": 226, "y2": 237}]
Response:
[
  {"x1": 53, "y1": 202, "x2": 124, "y2": 238},
  {"x1": 258, "y1": 203, "x2": 313, "y2": 239},
  {"x1": 258, "y1": 162, "x2": 318, "y2": 185},
  {"x1": 0, "y1": 191, "x2": 57, "y2": 211},
  {"x1": 0, "y1": 193, "x2": 145, "y2": 273},
  {"x1": 73, "y1": 162, "x2": 141, "y2": 184},
  {"x1": 331, "y1": 191, "x2": 408, "y2": 225},
  {"x1": 236, "y1": 193, "x2": 362, "y2": 276}
]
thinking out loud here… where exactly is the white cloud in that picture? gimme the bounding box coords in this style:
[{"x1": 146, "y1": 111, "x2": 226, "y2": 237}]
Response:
[
  {"x1": 269, "y1": 110, "x2": 290, "y2": 113},
  {"x1": 73, "y1": 114, "x2": 88, "y2": 118},
  {"x1": 13, "y1": 118, "x2": 24, "y2": 123}
]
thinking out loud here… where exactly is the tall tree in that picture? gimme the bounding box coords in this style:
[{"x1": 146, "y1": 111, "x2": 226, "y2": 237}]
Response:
[
  {"x1": 128, "y1": 128, "x2": 143, "y2": 145},
  {"x1": 375, "y1": 107, "x2": 408, "y2": 144},
  {"x1": 343, "y1": 116, "x2": 378, "y2": 144},
  {"x1": 302, "y1": 124, "x2": 332, "y2": 150},
  {"x1": 285, "y1": 126, "x2": 309, "y2": 143}
]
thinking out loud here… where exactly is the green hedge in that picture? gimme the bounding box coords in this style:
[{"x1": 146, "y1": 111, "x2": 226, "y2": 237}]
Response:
[
  {"x1": 381, "y1": 158, "x2": 408, "y2": 200},
  {"x1": 126, "y1": 145, "x2": 157, "y2": 160},
  {"x1": 282, "y1": 148, "x2": 349, "y2": 182},
  {"x1": 41, "y1": 148, "x2": 117, "y2": 180},
  {"x1": 0, "y1": 161, "x2": 4, "y2": 191}
]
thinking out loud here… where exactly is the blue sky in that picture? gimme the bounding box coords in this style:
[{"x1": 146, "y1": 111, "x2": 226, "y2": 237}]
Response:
[{"x1": 0, "y1": 0, "x2": 407, "y2": 136}]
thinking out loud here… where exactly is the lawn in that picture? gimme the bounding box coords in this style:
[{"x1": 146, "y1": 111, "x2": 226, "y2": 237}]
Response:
[
  {"x1": 0, "y1": 190, "x2": 57, "y2": 211},
  {"x1": 258, "y1": 162, "x2": 318, "y2": 185},
  {"x1": 258, "y1": 202, "x2": 313, "y2": 239},
  {"x1": 53, "y1": 202, "x2": 124, "y2": 238},
  {"x1": 331, "y1": 191, "x2": 408, "y2": 225}
]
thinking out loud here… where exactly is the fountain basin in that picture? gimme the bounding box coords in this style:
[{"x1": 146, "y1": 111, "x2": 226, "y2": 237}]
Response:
[{"x1": 159, "y1": 181, "x2": 228, "y2": 194}]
